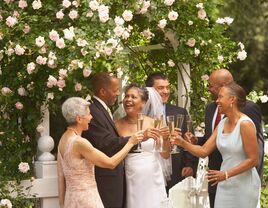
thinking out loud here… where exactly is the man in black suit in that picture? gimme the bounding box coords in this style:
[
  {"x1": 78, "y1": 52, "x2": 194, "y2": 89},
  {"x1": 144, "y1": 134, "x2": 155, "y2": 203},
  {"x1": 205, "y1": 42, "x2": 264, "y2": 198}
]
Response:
[
  {"x1": 82, "y1": 72, "x2": 129, "y2": 208},
  {"x1": 146, "y1": 72, "x2": 198, "y2": 191},
  {"x1": 198, "y1": 68, "x2": 264, "y2": 208}
]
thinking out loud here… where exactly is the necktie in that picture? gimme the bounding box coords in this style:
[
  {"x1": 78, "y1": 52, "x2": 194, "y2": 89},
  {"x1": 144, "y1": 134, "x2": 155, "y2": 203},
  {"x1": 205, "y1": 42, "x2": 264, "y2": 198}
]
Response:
[
  {"x1": 214, "y1": 110, "x2": 221, "y2": 129},
  {"x1": 107, "y1": 107, "x2": 113, "y2": 120}
]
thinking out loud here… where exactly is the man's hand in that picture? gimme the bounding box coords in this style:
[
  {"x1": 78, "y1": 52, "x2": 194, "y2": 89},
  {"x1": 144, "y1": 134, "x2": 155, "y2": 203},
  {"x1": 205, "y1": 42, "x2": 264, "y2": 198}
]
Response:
[{"x1": 181, "y1": 167, "x2": 194, "y2": 177}]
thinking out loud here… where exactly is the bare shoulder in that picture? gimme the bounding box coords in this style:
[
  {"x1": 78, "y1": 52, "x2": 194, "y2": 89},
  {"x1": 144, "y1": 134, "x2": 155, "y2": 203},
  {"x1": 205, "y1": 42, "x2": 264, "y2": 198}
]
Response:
[
  {"x1": 75, "y1": 136, "x2": 93, "y2": 148},
  {"x1": 240, "y1": 116, "x2": 255, "y2": 133}
]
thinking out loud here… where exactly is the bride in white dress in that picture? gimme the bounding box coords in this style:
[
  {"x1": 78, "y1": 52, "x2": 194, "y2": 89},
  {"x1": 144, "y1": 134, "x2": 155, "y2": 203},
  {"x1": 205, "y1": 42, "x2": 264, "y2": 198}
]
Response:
[{"x1": 115, "y1": 83, "x2": 170, "y2": 208}]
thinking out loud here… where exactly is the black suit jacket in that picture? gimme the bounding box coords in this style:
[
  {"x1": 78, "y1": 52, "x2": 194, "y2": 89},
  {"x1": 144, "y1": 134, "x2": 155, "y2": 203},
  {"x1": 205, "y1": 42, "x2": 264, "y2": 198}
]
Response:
[
  {"x1": 199, "y1": 100, "x2": 264, "y2": 194},
  {"x1": 82, "y1": 98, "x2": 129, "y2": 208},
  {"x1": 165, "y1": 103, "x2": 199, "y2": 190}
]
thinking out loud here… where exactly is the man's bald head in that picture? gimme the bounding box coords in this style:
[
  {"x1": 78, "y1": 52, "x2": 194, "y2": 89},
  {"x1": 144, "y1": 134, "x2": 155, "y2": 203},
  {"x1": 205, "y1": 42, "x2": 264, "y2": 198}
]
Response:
[{"x1": 208, "y1": 68, "x2": 234, "y2": 101}]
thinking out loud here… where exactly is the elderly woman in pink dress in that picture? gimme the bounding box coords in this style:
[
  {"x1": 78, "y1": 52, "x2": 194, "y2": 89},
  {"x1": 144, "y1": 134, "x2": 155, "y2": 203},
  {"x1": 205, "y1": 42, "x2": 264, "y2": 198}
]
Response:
[{"x1": 57, "y1": 97, "x2": 143, "y2": 208}]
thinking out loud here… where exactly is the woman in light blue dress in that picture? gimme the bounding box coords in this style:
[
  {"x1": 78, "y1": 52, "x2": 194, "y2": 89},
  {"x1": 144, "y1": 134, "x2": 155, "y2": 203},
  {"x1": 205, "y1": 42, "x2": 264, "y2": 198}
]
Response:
[{"x1": 171, "y1": 82, "x2": 261, "y2": 208}]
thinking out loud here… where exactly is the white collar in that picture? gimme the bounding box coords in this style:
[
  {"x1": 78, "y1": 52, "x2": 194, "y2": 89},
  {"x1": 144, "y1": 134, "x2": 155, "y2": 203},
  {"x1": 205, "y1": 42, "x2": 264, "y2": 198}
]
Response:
[{"x1": 93, "y1": 96, "x2": 110, "y2": 111}]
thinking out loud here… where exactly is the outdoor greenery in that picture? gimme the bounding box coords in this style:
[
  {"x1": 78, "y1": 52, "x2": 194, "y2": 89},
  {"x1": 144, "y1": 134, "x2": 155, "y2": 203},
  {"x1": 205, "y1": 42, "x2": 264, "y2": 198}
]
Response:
[{"x1": 0, "y1": 0, "x2": 267, "y2": 207}]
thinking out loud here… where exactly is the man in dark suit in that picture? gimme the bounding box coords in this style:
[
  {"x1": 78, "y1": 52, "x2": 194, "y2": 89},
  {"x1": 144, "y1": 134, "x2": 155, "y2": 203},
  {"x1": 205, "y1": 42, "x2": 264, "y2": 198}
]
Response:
[
  {"x1": 82, "y1": 72, "x2": 129, "y2": 208},
  {"x1": 146, "y1": 72, "x2": 198, "y2": 191},
  {"x1": 198, "y1": 68, "x2": 264, "y2": 208}
]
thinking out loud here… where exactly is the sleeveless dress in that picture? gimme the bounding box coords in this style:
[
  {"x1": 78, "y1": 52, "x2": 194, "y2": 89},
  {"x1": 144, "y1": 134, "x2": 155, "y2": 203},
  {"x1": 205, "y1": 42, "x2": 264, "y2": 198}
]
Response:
[
  {"x1": 124, "y1": 138, "x2": 168, "y2": 208},
  {"x1": 215, "y1": 116, "x2": 261, "y2": 208},
  {"x1": 58, "y1": 136, "x2": 104, "y2": 208}
]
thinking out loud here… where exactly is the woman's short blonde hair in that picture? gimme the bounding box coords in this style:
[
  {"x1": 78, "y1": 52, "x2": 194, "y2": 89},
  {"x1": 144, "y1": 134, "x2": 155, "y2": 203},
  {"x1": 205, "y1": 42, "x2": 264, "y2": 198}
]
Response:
[{"x1": 62, "y1": 97, "x2": 90, "y2": 124}]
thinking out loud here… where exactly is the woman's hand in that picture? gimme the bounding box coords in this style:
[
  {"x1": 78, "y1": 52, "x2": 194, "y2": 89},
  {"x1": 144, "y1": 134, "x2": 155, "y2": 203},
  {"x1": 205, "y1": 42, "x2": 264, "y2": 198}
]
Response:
[
  {"x1": 160, "y1": 127, "x2": 169, "y2": 140},
  {"x1": 207, "y1": 169, "x2": 226, "y2": 186},
  {"x1": 129, "y1": 131, "x2": 144, "y2": 145},
  {"x1": 143, "y1": 128, "x2": 160, "y2": 140},
  {"x1": 184, "y1": 132, "x2": 198, "y2": 144},
  {"x1": 169, "y1": 134, "x2": 184, "y2": 146}
]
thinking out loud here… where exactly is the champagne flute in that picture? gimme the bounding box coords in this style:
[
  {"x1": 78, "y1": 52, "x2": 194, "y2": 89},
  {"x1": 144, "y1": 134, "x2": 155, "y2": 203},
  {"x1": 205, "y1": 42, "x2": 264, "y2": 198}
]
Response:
[
  {"x1": 171, "y1": 114, "x2": 185, "y2": 154},
  {"x1": 133, "y1": 113, "x2": 144, "y2": 152},
  {"x1": 186, "y1": 115, "x2": 193, "y2": 133},
  {"x1": 153, "y1": 115, "x2": 165, "y2": 152}
]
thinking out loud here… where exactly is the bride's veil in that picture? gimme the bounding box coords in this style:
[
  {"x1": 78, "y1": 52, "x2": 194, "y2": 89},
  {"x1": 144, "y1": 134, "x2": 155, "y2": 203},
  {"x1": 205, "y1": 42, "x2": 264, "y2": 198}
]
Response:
[
  {"x1": 142, "y1": 87, "x2": 172, "y2": 184},
  {"x1": 113, "y1": 86, "x2": 172, "y2": 183}
]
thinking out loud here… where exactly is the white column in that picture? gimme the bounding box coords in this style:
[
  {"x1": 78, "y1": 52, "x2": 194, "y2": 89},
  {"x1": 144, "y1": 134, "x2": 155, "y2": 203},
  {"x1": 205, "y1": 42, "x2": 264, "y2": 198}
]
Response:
[{"x1": 177, "y1": 63, "x2": 191, "y2": 111}]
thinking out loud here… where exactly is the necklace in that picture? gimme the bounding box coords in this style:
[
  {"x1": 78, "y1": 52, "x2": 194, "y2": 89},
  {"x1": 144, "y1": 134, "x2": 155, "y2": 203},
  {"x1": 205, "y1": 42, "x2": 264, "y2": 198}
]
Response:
[{"x1": 67, "y1": 127, "x2": 79, "y2": 135}]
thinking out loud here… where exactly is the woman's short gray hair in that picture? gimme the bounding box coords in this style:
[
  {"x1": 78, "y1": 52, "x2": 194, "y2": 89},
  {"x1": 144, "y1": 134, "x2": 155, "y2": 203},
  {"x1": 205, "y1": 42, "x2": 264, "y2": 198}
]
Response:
[{"x1": 62, "y1": 97, "x2": 90, "y2": 124}]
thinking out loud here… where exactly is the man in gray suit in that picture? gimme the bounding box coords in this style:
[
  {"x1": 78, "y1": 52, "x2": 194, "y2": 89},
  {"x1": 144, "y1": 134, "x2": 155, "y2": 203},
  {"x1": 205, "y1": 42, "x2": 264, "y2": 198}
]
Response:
[{"x1": 198, "y1": 68, "x2": 264, "y2": 208}]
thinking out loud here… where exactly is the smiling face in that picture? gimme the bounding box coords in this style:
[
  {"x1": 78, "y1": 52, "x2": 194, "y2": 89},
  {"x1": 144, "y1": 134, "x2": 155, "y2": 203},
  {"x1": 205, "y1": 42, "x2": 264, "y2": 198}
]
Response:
[
  {"x1": 216, "y1": 87, "x2": 235, "y2": 114},
  {"x1": 123, "y1": 87, "x2": 145, "y2": 116},
  {"x1": 101, "y1": 78, "x2": 120, "y2": 107},
  {"x1": 153, "y1": 79, "x2": 170, "y2": 103},
  {"x1": 77, "y1": 107, "x2": 93, "y2": 131}
]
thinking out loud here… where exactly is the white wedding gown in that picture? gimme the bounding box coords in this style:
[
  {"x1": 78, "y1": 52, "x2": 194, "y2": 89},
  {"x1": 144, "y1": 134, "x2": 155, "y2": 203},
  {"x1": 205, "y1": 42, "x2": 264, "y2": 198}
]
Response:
[{"x1": 125, "y1": 138, "x2": 168, "y2": 208}]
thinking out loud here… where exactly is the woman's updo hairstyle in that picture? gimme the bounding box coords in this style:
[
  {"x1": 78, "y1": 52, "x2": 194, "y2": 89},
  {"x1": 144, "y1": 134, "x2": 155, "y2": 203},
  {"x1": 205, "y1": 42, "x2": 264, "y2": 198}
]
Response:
[
  {"x1": 124, "y1": 83, "x2": 149, "y2": 102},
  {"x1": 223, "y1": 82, "x2": 246, "y2": 110}
]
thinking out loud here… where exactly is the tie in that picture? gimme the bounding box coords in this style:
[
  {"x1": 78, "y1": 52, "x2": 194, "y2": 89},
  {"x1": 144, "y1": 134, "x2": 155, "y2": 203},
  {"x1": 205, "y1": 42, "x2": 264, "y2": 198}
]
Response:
[
  {"x1": 214, "y1": 110, "x2": 221, "y2": 129},
  {"x1": 107, "y1": 107, "x2": 113, "y2": 120}
]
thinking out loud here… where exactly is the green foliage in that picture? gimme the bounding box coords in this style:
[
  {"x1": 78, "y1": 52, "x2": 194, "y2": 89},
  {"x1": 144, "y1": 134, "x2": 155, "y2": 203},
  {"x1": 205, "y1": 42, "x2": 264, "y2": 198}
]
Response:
[
  {"x1": 261, "y1": 154, "x2": 268, "y2": 208},
  {"x1": 0, "y1": 0, "x2": 243, "y2": 206}
]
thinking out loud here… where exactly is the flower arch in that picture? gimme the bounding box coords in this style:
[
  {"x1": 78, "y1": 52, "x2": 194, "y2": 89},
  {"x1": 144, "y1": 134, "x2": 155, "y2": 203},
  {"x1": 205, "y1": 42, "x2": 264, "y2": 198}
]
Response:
[{"x1": 0, "y1": 0, "x2": 245, "y2": 206}]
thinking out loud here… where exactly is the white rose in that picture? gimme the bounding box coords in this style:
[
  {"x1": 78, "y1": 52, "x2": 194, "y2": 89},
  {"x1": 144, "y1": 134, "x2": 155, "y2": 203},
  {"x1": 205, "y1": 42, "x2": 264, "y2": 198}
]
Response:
[
  {"x1": 114, "y1": 16, "x2": 125, "y2": 26},
  {"x1": 216, "y1": 18, "x2": 225, "y2": 24},
  {"x1": 15, "y1": 45, "x2": 25, "y2": 55},
  {"x1": 194, "y1": 48, "x2": 200, "y2": 57},
  {"x1": 260, "y1": 95, "x2": 268, "y2": 103},
  {"x1": 186, "y1": 38, "x2": 196, "y2": 47},
  {"x1": 18, "y1": 162, "x2": 30, "y2": 173},
  {"x1": 1, "y1": 87, "x2": 12, "y2": 95},
  {"x1": 98, "y1": 11, "x2": 109, "y2": 23},
  {"x1": 69, "y1": 10, "x2": 78, "y2": 20},
  {"x1": 188, "y1": 20, "x2": 193, "y2": 26},
  {"x1": 218, "y1": 55, "x2": 224, "y2": 63},
  {"x1": 196, "y1": 3, "x2": 204, "y2": 9},
  {"x1": 114, "y1": 25, "x2": 124, "y2": 37},
  {"x1": 238, "y1": 42, "x2": 245, "y2": 50},
  {"x1": 47, "y1": 75, "x2": 57, "y2": 88},
  {"x1": 35, "y1": 36, "x2": 45, "y2": 47},
  {"x1": 27, "y1": 62, "x2": 36, "y2": 74},
  {"x1": 59, "y1": 69, "x2": 68, "y2": 78},
  {"x1": 167, "y1": 59, "x2": 175, "y2": 67},
  {"x1": 104, "y1": 47, "x2": 113, "y2": 56},
  {"x1": 201, "y1": 74, "x2": 209, "y2": 81},
  {"x1": 98, "y1": 4, "x2": 109, "y2": 13},
  {"x1": 63, "y1": 26, "x2": 75, "y2": 40},
  {"x1": 36, "y1": 55, "x2": 47, "y2": 65},
  {"x1": 18, "y1": 87, "x2": 27, "y2": 96},
  {"x1": 32, "y1": 0, "x2": 42, "y2": 10},
  {"x1": 56, "y1": 10, "x2": 64, "y2": 19},
  {"x1": 198, "y1": 9, "x2": 206, "y2": 20},
  {"x1": 0, "y1": 199, "x2": 12, "y2": 208},
  {"x1": 89, "y1": 0, "x2": 99, "y2": 11},
  {"x1": 237, "y1": 50, "x2": 247, "y2": 61},
  {"x1": 49, "y1": 30, "x2": 59, "y2": 42},
  {"x1": 158, "y1": 19, "x2": 167, "y2": 29},
  {"x1": 164, "y1": 0, "x2": 175, "y2": 6},
  {"x1": 122, "y1": 10, "x2": 133, "y2": 22},
  {"x1": 62, "y1": 0, "x2": 71, "y2": 8},
  {"x1": 224, "y1": 17, "x2": 234, "y2": 25},
  {"x1": 83, "y1": 68, "x2": 92, "y2": 77},
  {"x1": 122, "y1": 30, "x2": 130, "y2": 40},
  {"x1": 168, "y1": 10, "x2": 178, "y2": 21}
]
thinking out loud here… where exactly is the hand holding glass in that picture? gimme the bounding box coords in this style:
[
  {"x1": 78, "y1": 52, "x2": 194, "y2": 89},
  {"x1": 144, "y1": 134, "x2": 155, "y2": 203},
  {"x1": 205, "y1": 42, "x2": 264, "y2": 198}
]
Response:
[
  {"x1": 153, "y1": 115, "x2": 165, "y2": 152},
  {"x1": 133, "y1": 113, "x2": 144, "y2": 152}
]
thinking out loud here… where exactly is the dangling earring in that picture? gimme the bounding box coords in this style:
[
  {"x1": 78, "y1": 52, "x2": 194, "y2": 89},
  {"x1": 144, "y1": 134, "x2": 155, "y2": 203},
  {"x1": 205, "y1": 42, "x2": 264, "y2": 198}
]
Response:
[{"x1": 230, "y1": 103, "x2": 233, "y2": 108}]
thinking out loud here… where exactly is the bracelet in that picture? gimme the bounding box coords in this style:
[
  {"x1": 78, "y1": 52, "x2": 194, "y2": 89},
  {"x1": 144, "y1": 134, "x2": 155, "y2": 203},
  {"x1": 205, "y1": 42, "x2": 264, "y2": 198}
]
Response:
[{"x1": 225, "y1": 171, "x2": 229, "y2": 180}]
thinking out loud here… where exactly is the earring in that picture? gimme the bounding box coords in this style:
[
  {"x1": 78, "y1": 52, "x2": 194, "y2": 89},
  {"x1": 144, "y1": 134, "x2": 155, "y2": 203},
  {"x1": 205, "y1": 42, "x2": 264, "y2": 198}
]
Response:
[{"x1": 230, "y1": 103, "x2": 233, "y2": 108}]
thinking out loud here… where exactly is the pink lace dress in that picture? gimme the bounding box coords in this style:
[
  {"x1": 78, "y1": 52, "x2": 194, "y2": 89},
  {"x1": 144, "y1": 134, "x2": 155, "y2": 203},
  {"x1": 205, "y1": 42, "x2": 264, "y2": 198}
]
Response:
[{"x1": 58, "y1": 136, "x2": 104, "y2": 208}]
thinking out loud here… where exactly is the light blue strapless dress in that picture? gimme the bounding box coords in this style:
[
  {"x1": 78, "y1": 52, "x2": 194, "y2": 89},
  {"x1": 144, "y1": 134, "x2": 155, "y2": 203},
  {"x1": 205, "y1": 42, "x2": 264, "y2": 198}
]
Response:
[{"x1": 215, "y1": 116, "x2": 261, "y2": 208}]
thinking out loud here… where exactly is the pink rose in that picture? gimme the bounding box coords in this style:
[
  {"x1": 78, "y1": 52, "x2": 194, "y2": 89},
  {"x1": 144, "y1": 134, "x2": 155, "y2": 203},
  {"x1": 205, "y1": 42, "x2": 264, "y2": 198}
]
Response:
[
  {"x1": 62, "y1": 0, "x2": 71, "y2": 8},
  {"x1": 15, "y1": 45, "x2": 25, "y2": 55},
  {"x1": 19, "y1": 0, "x2": 28, "y2": 9},
  {"x1": 35, "y1": 36, "x2": 45, "y2": 47},
  {"x1": 23, "y1": 24, "x2": 30, "y2": 33},
  {"x1": 57, "y1": 79, "x2": 66, "y2": 89},
  {"x1": 89, "y1": 0, "x2": 99, "y2": 11},
  {"x1": 17, "y1": 87, "x2": 27, "y2": 96},
  {"x1": 15, "y1": 102, "x2": 24, "y2": 110},
  {"x1": 83, "y1": 68, "x2": 92, "y2": 77},
  {"x1": 158, "y1": 19, "x2": 167, "y2": 29},
  {"x1": 49, "y1": 30, "x2": 59, "y2": 42},
  {"x1": 6, "y1": 16, "x2": 17, "y2": 27},
  {"x1": 56, "y1": 38, "x2": 65, "y2": 49},
  {"x1": 27, "y1": 62, "x2": 36, "y2": 74},
  {"x1": 36, "y1": 55, "x2": 47, "y2": 65},
  {"x1": 198, "y1": 9, "x2": 206, "y2": 20},
  {"x1": 59, "y1": 69, "x2": 68, "y2": 78},
  {"x1": 47, "y1": 75, "x2": 57, "y2": 88},
  {"x1": 168, "y1": 10, "x2": 178, "y2": 21},
  {"x1": 186, "y1": 38, "x2": 196, "y2": 47},
  {"x1": 75, "y1": 83, "x2": 82, "y2": 91},
  {"x1": 113, "y1": 26, "x2": 124, "y2": 37},
  {"x1": 18, "y1": 162, "x2": 30, "y2": 173}
]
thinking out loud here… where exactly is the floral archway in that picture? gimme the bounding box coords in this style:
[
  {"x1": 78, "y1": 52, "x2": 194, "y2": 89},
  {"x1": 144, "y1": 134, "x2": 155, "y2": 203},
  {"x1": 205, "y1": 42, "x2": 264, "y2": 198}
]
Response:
[{"x1": 0, "y1": 0, "x2": 247, "y2": 206}]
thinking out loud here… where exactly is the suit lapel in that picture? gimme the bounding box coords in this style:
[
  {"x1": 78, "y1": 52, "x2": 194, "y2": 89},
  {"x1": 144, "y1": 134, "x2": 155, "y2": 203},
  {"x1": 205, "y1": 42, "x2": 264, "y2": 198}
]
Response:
[{"x1": 92, "y1": 98, "x2": 118, "y2": 132}]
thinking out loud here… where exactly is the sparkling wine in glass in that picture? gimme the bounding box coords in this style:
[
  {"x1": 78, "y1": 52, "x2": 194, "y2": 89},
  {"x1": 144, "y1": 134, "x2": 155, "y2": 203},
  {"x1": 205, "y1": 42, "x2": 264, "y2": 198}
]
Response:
[
  {"x1": 134, "y1": 113, "x2": 144, "y2": 152},
  {"x1": 153, "y1": 115, "x2": 165, "y2": 152}
]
